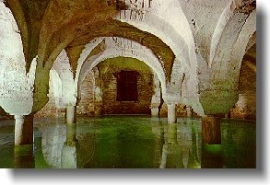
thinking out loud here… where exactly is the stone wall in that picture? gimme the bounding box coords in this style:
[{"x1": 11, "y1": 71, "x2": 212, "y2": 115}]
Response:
[
  {"x1": 0, "y1": 106, "x2": 12, "y2": 120},
  {"x1": 77, "y1": 72, "x2": 95, "y2": 116},
  {"x1": 230, "y1": 60, "x2": 256, "y2": 120},
  {"x1": 159, "y1": 103, "x2": 200, "y2": 118},
  {"x1": 99, "y1": 57, "x2": 153, "y2": 115}
]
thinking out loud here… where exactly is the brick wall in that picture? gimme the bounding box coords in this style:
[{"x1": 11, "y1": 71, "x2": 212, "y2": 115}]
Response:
[
  {"x1": 77, "y1": 72, "x2": 95, "y2": 116},
  {"x1": 230, "y1": 62, "x2": 256, "y2": 120},
  {"x1": 34, "y1": 93, "x2": 65, "y2": 118},
  {"x1": 99, "y1": 57, "x2": 153, "y2": 115}
]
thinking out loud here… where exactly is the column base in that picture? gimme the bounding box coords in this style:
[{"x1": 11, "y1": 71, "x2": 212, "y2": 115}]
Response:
[
  {"x1": 66, "y1": 106, "x2": 76, "y2": 125},
  {"x1": 151, "y1": 107, "x2": 160, "y2": 117},
  {"x1": 167, "y1": 103, "x2": 177, "y2": 124},
  {"x1": 14, "y1": 115, "x2": 33, "y2": 145}
]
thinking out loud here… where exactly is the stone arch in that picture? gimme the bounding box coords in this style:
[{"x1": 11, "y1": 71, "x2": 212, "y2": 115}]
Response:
[
  {"x1": 4, "y1": 0, "x2": 30, "y2": 69},
  {"x1": 232, "y1": 10, "x2": 256, "y2": 71},
  {"x1": 209, "y1": 0, "x2": 256, "y2": 68},
  {"x1": 39, "y1": 16, "x2": 174, "y2": 82},
  {"x1": 52, "y1": 49, "x2": 77, "y2": 106},
  {"x1": 116, "y1": 0, "x2": 199, "y2": 82},
  {"x1": 116, "y1": 3, "x2": 203, "y2": 113},
  {"x1": 76, "y1": 37, "x2": 167, "y2": 101},
  {"x1": 117, "y1": 10, "x2": 193, "y2": 69}
]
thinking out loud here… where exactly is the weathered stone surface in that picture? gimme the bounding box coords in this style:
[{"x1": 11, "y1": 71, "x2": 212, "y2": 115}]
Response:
[
  {"x1": 98, "y1": 57, "x2": 153, "y2": 115},
  {"x1": 0, "y1": 0, "x2": 256, "y2": 120}
]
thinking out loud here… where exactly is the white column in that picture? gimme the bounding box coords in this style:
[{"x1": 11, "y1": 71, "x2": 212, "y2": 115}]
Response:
[
  {"x1": 151, "y1": 103, "x2": 160, "y2": 117},
  {"x1": 66, "y1": 106, "x2": 76, "y2": 125},
  {"x1": 167, "y1": 103, "x2": 177, "y2": 124},
  {"x1": 14, "y1": 115, "x2": 33, "y2": 145}
]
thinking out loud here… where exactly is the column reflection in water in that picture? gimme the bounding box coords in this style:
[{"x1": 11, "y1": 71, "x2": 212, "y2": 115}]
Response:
[
  {"x1": 151, "y1": 117, "x2": 164, "y2": 168},
  {"x1": 61, "y1": 124, "x2": 78, "y2": 168},
  {"x1": 177, "y1": 119, "x2": 201, "y2": 168},
  {"x1": 14, "y1": 144, "x2": 34, "y2": 168},
  {"x1": 161, "y1": 123, "x2": 178, "y2": 168},
  {"x1": 13, "y1": 115, "x2": 35, "y2": 168},
  {"x1": 37, "y1": 119, "x2": 96, "y2": 168},
  {"x1": 201, "y1": 116, "x2": 223, "y2": 168},
  {"x1": 38, "y1": 121, "x2": 66, "y2": 168},
  {"x1": 156, "y1": 118, "x2": 201, "y2": 168},
  {"x1": 32, "y1": 117, "x2": 255, "y2": 168},
  {"x1": 201, "y1": 142, "x2": 222, "y2": 168},
  {"x1": 221, "y1": 120, "x2": 256, "y2": 168}
]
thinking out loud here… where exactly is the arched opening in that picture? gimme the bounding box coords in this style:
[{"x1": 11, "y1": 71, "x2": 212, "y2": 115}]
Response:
[{"x1": 79, "y1": 57, "x2": 154, "y2": 115}]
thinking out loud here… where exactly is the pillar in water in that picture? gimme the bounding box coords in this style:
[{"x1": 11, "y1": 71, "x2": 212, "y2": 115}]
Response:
[
  {"x1": 167, "y1": 103, "x2": 177, "y2": 124},
  {"x1": 14, "y1": 115, "x2": 33, "y2": 145}
]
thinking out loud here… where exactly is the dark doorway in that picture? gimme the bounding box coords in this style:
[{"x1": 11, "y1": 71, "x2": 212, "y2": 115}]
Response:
[{"x1": 116, "y1": 71, "x2": 139, "y2": 101}]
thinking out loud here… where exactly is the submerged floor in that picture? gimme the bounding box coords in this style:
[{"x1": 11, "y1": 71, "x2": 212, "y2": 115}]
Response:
[{"x1": 0, "y1": 116, "x2": 256, "y2": 168}]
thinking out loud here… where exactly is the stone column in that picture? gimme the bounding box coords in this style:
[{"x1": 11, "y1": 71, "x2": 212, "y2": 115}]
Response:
[
  {"x1": 167, "y1": 103, "x2": 177, "y2": 124},
  {"x1": 202, "y1": 116, "x2": 221, "y2": 144},
  {"x1": 186, "y1": 105, "x2": 192, "y2": 117},
  {"x1": 66, "y1": 105, "x2": 76, "y2": 125},
  {"x1": 237, "y1": 93, "x2": 248, "y2": 119},
  {"x1": 150, "y1": 103, "x2": 160, "y2": 117},
  {"x1": 14, "y1": 115, "x2": 33, "y2": 145}
]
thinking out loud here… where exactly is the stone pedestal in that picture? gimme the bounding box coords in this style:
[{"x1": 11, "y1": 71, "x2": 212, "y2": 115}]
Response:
[
  {"x1": 202, "y1": 116, "x2": 221, "y2": 144},
  {"x1": 66, "y1": 106, "x2": 76, "y2": 125},
  {"x1": 14, "y1": 115, "x2": 33, "y2": 145},
  {"x1": 167, "y1": 103, "x2": 177, "y2": 124}
]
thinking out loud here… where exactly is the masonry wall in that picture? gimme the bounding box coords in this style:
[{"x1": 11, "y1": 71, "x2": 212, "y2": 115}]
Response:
[
  {"x1": 0, "y1": 106, "x2": 12, "y2": 120},
  {"x1": 77, "y1": 72, "x2": 95, "y2": 116},
  {"x1": 99, "y1": 57, "x2": 153, "y2": 115},
  {"x1": 230, "y1": 61, "x2": 256, "y2": 120}
]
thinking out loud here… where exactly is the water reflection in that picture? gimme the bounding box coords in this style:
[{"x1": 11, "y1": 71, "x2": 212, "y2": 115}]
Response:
[
  {"x1": 61, "y1": 125, "x2": 78, "y2": 168},
  {"x1": 34, "y1": 117, "x2": 203, "y2": 168},
  {"x1": 14, "y1": 144, "x2": 34, "y2": 168},
  {"x1": 0, "y1": 116, "x2": 256, "y2": 168}
]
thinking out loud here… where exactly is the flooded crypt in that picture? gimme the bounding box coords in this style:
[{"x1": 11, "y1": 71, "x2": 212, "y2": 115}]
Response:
[{"x1": 0, "y1": 0, "x2": 256, "y2": 168}]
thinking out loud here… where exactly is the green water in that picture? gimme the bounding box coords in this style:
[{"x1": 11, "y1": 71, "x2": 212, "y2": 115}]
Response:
[{"x1": 0, "y1": 116, "x2": 256, "y2": 168}]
